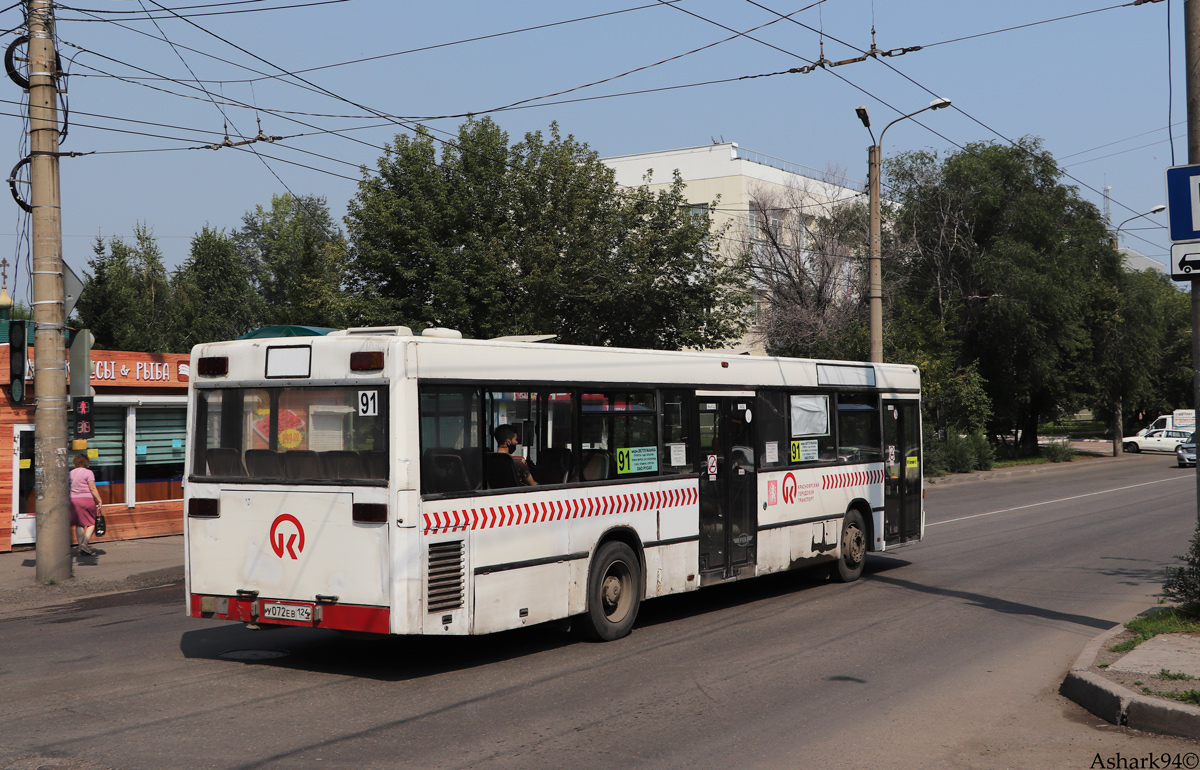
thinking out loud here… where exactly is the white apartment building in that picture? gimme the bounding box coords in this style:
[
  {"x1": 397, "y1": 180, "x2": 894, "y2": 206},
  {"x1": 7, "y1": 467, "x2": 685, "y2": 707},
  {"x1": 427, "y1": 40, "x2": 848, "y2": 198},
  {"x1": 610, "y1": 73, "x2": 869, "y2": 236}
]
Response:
[{"x1": 601, "y1": 142, "x2": 864, "y2": 353}]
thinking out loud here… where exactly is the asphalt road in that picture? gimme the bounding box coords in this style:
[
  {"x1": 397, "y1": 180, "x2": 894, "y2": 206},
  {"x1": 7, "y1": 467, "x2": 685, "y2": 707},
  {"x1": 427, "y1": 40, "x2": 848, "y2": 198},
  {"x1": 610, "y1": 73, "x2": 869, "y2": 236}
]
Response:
[{"x1": 3, "y1": 452, "x2": 1200, "y2": 770}]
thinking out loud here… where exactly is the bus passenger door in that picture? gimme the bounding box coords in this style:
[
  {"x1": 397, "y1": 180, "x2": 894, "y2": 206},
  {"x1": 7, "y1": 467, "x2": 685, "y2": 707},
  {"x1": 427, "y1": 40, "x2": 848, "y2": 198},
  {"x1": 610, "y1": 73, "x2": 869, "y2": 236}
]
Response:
[
  {"x1": 883, "y1": 401, "x2": 922, "y2": 544},
  {"x1": 697, "y1": 396, "x2": 757, "y2": 583}
]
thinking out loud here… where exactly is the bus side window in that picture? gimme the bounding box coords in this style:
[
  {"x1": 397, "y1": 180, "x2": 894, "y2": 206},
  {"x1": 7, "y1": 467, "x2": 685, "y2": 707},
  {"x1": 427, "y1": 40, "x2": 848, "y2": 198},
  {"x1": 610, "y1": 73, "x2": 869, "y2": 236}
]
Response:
[
  {"x1": 419, "y1": 386, "x2": 482, "y2": 495},
  {"x1": 581, "y1": 392, "x2": 658, "y2": 482},
  {"x1": 836, "y1": 393, "x2": 883, "y2": 463},
  {"x1": 789, "y1": 393, "x2": 835, "y2": 464},
  {"x1": 757, "y1": 391, "x2": 787, "y2": 469},
  {"x1": 535, "y1": 392, "x2": 575, "y2": 485},
  {"x1": 660, "y1": 389, "x2": 692, "y2": 473},
  {"x1": 486, "y1": 389, "x2": 541, "y2": 489}
]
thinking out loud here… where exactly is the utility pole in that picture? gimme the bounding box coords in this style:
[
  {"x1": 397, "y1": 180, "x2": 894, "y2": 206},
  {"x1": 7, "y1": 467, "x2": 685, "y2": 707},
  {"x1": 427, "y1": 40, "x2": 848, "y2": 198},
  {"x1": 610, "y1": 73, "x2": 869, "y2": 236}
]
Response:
[
  {"x1": 27, "y1": 0, "x2": 70, "y2": 583},
  {"x1": 866, "y1": 143, "x2": 883, "y2": 364},
  {"x1": 1189, "y1": 0, "x2": 1200, "y2": 528}
]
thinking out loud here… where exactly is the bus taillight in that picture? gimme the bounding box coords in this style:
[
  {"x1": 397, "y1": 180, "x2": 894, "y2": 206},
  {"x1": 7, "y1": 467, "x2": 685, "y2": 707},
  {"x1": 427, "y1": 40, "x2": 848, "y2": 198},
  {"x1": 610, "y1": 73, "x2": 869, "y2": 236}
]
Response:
[
  {"x1": 188, "y1": 498, "x2": 219, "y2": 518},
  {"x1": 350, "y1": 351, "x2": 384, "y2": 371},
  {"x1": 352, "y1": 503, "x2": 387, "y2": 523},
  {"x1": 197, "y1": 356, "x2": 228, "y2": 376}
]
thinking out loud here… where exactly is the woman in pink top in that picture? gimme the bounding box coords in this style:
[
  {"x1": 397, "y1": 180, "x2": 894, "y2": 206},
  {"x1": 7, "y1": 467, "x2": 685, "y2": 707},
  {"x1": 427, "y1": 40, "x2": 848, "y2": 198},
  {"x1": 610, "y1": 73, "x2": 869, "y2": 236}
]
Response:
[{"x1": 69, "y1": 454, "x2": 103, "y2": 556}]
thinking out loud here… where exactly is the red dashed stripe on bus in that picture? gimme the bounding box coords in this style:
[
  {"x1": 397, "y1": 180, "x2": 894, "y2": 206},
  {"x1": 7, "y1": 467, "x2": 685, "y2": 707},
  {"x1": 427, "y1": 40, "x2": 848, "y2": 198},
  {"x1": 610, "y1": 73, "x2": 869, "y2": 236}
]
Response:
[
  {"x1": 821, "y1": 468, "x2": 884, "y2": 490},
  {"x1": 422, "y1": 486, "x2": 698, "y2": 534}
]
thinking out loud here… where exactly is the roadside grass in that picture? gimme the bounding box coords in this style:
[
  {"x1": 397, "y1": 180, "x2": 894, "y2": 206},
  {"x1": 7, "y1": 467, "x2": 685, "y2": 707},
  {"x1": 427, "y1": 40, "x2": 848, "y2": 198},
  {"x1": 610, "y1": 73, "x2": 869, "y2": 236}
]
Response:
[
  {"x1": 1160, "y1": 690, "x2": 1200, "y2": 706},
  {"x1": 1108, "y1": 608, "x2": 1200, "y2": 653},
  {"x1": 1159, "y1": 668, "x2": 1196, "y2": 681},
  {"x1": 1038, "y1": 419, "x2": 1108, "y2": 439},
  {"x1": 992, "y1": 456, "x2": 1048, "y2": 469}
]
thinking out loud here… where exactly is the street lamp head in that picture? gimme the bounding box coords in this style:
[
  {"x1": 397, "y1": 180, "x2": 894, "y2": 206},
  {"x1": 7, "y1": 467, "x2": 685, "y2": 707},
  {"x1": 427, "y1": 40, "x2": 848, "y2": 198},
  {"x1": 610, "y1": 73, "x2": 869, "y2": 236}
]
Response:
[
  {"x1": 855, "y1": 106, "x2": 870, "y2": 128},
  {"x1": 1150, "y1": 204, "x2": 1166, "y2": 214},
  {"x1": 929, "y1": 97, "x2": 951, "y2": 110}
]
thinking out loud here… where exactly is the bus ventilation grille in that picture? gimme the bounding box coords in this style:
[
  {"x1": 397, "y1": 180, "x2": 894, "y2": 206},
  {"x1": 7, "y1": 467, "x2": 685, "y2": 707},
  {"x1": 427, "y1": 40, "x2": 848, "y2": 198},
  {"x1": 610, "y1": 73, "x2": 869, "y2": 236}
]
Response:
[{"x1": 427, "y1": 540, "x2": 465, "y2": 612}]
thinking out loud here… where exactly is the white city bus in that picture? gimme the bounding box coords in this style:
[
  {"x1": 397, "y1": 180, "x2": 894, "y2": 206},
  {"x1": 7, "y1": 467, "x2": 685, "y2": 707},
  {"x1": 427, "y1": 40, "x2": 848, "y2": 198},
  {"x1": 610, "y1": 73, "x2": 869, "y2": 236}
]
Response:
[{"x1": 184, "y1": 327, "x2": 923, "y2": 641}]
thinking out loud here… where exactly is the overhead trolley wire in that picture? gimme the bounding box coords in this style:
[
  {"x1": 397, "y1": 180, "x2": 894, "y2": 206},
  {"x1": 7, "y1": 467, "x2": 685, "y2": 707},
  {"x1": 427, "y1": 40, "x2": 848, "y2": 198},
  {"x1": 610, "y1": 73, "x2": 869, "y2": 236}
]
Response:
[
  {"x1": 483, "y1": 0, "x2": 827, "y2": 115},
  {"x1": 735, "y1": 0, "x2": 1168, "y2": 249}
]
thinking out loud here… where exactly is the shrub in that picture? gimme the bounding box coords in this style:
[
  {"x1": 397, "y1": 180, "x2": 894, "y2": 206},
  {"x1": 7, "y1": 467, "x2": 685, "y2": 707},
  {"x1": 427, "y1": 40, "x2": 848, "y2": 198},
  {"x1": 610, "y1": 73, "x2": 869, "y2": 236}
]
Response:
[
  {"x1": 943, "y1": 432, "x2": 975, "y2": 474},
  {"x1": 1164, "y1": 527, "x2": 1200, "y2": 610},
  {"x1": 1041, "y1": 439, "x2": 1076, "y2": 463},
  {"x1": 922, "y1": 427, "x2": 995, "y2": 476},
  {"x1": 967, "y1": 431, "x2": 994, "y2": 470},
  {"x1": 923, "y1": 442, "x2": 947, "y2": 476}
]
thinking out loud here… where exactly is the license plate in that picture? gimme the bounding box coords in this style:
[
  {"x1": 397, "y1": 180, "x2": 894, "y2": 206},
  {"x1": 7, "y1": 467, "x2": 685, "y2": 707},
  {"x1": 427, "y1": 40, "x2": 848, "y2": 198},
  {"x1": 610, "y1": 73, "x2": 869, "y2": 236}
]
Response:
[{"x1": 262, "y1": 602, "x2": 313, "y2": 623}]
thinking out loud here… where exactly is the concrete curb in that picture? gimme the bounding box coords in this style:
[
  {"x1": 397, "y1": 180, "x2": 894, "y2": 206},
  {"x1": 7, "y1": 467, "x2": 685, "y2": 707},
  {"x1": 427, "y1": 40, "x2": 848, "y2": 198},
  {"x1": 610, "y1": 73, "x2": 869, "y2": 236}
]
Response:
[{"x1": 1060, "y1": 623, "x2": 1200, "y2": 739}]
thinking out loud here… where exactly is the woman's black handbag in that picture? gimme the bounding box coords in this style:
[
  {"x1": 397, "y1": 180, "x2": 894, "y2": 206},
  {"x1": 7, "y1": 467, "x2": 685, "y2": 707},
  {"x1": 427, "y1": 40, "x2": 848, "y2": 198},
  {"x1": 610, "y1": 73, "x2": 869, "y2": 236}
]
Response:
[{"x1": 93, "y1": 512, "x2": 106, "y2": 538}]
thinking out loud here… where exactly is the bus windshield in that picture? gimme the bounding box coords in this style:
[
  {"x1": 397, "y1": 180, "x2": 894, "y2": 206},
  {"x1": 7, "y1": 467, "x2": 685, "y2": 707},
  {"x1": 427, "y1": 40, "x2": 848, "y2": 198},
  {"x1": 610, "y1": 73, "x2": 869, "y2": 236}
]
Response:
[{"x1": 192, "y1": 386, "x2": 388, "y2": 482}]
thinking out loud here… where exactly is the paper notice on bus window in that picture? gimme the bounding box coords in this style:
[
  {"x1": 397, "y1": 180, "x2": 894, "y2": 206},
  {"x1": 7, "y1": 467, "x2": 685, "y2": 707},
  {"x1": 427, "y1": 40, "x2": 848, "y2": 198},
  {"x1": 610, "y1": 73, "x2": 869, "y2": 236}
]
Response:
[
  {"x1": 801, "y1": 440, "x2": 818, "y2": 462},
  {"x1": 669, "y1": 443, "x2": 686, "y2": 466},
  {"x1": 764, "y1": 441, "x2": 778, "y2": 464}
]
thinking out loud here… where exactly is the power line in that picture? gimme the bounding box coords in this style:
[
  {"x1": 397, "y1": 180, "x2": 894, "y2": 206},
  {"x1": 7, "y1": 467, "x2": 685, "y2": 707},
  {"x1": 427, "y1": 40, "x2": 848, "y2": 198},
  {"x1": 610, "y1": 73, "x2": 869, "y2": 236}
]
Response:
[
  {"x1": 57, "y1": 0, "x2": 353, "y2": 21},
  {"x1": 1061, "y1": 131, "x2": 1186, "y2": 167},
  {"x1": 182, "y1": 0, "x2": 691, "y2": 84},
  {"x1": 919, "y1": 2, "x2": 1139, "y2": 49},
  {"x1": 1057, "y1": 120, "x2": 1185, "y2": 161}
]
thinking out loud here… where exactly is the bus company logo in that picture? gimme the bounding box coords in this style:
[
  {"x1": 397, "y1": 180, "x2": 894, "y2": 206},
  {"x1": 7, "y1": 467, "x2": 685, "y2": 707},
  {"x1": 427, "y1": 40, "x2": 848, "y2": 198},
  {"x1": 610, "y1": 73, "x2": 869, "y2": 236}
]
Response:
[
  {"x1": 782, "y1": 473, "x2": 797, "y2": 505},
  {"x1": 269, "y1": 514, "x2": 306, "y2": 560}
]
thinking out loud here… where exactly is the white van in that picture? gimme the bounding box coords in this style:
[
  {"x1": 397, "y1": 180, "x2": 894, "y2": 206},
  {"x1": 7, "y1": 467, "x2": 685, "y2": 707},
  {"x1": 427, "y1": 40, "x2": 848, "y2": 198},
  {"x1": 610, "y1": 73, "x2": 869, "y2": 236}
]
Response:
[{"x1": 1136, "y1": 409, "x2": 1196, "y2": 437}]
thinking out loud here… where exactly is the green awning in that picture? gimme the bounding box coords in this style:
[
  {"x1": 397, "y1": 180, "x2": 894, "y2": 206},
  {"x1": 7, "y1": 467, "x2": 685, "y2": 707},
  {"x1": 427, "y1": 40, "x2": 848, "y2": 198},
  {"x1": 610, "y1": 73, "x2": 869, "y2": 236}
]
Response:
[{"x1": 235, "y1": 325, "x2": 337, "y2": 339}]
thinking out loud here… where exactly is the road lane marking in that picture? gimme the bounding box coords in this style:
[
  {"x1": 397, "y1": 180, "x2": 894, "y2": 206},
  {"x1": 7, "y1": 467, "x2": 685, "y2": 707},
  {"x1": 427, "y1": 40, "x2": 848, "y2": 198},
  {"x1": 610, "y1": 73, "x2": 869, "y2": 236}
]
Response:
[{"x1": 927, "y1": 476, "x2": 1191, "y2": 527}]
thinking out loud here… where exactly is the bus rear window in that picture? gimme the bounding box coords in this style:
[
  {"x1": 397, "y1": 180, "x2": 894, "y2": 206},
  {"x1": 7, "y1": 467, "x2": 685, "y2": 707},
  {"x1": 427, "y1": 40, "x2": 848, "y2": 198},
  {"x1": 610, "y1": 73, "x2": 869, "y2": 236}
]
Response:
[{"x1": 193, "y1": 386, "x2": 388, "y2": 482}]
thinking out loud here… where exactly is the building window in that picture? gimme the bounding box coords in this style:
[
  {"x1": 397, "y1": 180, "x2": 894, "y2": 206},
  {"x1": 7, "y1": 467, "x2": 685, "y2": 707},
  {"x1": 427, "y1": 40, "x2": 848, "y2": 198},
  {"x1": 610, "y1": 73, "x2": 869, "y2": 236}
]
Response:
[
  {"x1": 90, "y1": 406, "x2": 127, "y2": 505},
  {"x1": 134, "y1": 407, "x2": 186, "y2": 503}
]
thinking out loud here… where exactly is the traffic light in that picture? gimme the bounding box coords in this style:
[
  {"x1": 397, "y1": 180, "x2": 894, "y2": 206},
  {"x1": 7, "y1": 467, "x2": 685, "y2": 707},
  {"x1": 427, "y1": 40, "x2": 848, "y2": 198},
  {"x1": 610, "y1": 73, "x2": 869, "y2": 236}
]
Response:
[
  {"x1": 9, "y1": 319, "x2": 25, "y2": 404},
  {"x1": 72, "y1": 396, "x2": 93, "y2": 439}
]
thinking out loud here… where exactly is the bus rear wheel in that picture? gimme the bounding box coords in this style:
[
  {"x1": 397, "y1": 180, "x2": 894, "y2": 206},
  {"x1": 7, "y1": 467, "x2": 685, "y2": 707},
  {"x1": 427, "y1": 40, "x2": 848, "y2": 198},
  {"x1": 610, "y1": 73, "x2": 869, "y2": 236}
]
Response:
[
  {"x1": 832, "y1": 509, "x2": 867, "y2": 583},
  {"x1": 578, "y1": 541, "x2": 641, "y2": 641}
]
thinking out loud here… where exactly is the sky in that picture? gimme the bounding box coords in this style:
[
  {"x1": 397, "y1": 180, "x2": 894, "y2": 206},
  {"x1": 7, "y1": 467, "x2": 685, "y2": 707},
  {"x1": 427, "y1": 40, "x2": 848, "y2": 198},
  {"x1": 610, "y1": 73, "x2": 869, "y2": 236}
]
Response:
[{"x1": 0, "y1": 0, "x2": 1183, "y2": 305}]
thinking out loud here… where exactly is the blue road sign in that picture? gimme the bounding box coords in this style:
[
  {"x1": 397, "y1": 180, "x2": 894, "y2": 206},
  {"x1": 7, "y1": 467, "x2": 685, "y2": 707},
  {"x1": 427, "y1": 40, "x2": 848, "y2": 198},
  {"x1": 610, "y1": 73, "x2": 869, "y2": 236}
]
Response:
[{"x1": 1166, "y1": 164, "x2": 1200, "y2": 242}]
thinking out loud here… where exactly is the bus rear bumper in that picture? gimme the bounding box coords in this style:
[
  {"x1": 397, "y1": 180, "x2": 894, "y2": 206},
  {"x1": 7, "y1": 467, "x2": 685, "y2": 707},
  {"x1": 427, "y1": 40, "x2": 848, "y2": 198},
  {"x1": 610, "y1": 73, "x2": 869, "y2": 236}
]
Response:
[{"x1": 190, "y1": 593, "x2": 390, "y2": 635}]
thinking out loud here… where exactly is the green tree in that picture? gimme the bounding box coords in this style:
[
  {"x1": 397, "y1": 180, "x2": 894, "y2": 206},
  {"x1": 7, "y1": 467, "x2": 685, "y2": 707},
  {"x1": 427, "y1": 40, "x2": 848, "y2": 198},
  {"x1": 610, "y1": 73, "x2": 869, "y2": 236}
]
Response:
[
  {"x1": 886, "y1": 139, "x2": 1115, "y2": 454},
  {"x1": 234, "y1": 193, "x2": 347, "y2": 328},
  {"x1": 76, "y1": 224, "x2": 172, "y2": 352},
  {"x1": 344, "y1": 118, "x2": 749, "y2": 348},
  {"x1": 171, "y1": 226, "x2": 264, "y2": 349},
  {"x1": 1118, "y1": 270, "x2": 1193, "y2": 431}
]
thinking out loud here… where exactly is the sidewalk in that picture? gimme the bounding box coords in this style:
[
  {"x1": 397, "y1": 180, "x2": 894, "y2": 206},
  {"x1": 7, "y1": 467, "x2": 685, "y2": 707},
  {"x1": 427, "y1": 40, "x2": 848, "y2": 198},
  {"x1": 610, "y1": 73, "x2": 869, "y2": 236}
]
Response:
[
  {"x1": 1061, "y1": 613, "x2": 1200, "y2": 740},
  {"x1": 0, "y1": 534, "x2": 184, "y2": 620}
]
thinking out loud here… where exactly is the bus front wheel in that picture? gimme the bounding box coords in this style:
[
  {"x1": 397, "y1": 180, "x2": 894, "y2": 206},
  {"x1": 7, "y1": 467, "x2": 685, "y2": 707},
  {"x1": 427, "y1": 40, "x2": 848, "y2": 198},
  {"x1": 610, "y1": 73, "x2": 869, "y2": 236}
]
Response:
[
  {"x1": 578, "y1": 541, "x2": 641, "y2": 641},
  {"x1": 832, "y1": 509, "x2": 867, "y2": 583}
]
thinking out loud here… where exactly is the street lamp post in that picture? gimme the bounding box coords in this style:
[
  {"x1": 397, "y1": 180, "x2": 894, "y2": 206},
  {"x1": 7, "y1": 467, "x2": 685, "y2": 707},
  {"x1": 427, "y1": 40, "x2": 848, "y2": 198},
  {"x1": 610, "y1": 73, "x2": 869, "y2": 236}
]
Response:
[
  {"x1": 857, "y1": 97, "x2": 951, "y2": 363},
  {"x1": 1112, "y1": 205, "x2": 1166, "y2": 249}
]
